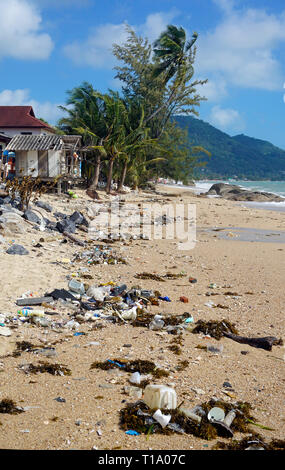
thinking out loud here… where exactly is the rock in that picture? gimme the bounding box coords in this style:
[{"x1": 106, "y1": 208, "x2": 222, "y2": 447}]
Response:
[
  {"x1": 206, "y1": 183, "x2": 284, "y2": 202},
  {"x1": 56, "y1": 218, "x2": 76, "y2": 234},
  {"x1": 35, "y1": 200, "x2": 53, "y2": 212},
  {"x1": 6, "y1": 244, "x2": 29, "y2": 255},
  {"x1": 23, "y1": 210, "x2": 41, "y2": 224},
  {"x1": 0, "y1": 213, "x2": 26, "y2": 234},
  {"x1": 70, "y1": 211, "x2": 88, "y2": 227}
]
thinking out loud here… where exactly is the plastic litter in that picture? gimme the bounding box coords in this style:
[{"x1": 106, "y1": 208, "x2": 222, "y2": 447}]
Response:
[
  {"x1": 153, "y1": 409, "x2": 171, "y2": 428},
  {"x1": 143, "y1": 384, "x2": 177, "y2": 410}
]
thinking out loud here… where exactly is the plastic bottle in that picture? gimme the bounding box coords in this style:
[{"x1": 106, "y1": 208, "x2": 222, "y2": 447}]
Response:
[{"x1": 17, "y1": 309, "x2": 45, "y2": 317}]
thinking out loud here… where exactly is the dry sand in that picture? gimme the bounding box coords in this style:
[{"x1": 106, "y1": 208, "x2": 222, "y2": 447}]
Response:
[{"x1": 0, "y1": 184, "x2": 284, "y2": 450}]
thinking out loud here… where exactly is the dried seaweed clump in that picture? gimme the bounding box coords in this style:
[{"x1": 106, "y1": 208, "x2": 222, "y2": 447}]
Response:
[
  {"x1": 213, "y1": 435, "x2": 285, "y2": 451},
  {"x1": 12, "y1": 341, "x2": 38, "y2": 357},
  {"x1": 191, "y1": 319, "x2": 239, "y2": 340},
  {"x1": 175, "y1": 360, "x2": 189, "y2": 372},
  {"x1": 131, "y1": 310, "x2": 155, "y2": 328},
  {"x1": 135, "y1": 272, "x2": 165, "y2": 282},
  {"x1": 90, "y1": 359, "x2": 169, "y2": 377},
  {"x1": 21, "y1": 361, "x2": 71, "y2": 376},
  {"x1": 0, "y1": 398, "x2": 24, "y2": 415},
  {"x1": 119, "y1": 399, "x2": 258, "y2": 440}
]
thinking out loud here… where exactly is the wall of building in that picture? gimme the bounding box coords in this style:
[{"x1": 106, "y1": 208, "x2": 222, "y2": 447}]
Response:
[
  {"x1": 0, "y1": 128, "x2": 54, "y2": 137},
  {"x1": 15, "y1": 150, "x2": 38, "y2": 176},
  {"x1": 48, "y1": 150, "x2": 61, "y2": 177}
]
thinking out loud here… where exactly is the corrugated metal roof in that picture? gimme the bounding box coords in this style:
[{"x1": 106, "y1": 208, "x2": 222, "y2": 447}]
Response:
[{"x1": 6, "y1": 134, "x2": 81, "y2": 151}]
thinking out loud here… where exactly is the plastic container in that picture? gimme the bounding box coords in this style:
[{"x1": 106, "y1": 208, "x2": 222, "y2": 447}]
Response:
[
  {"x1": 149, "y1": 315, "x2": 165, "y2": 331},
  {"x1": 17, "y1": 309, "x2": 45, "y2": 317},
  {"x1": 68, "y1": 279, "x2": 85, "y2": 295},
  {"x1": 143, "y1": 385, "x2": 177, "y2": 410}
]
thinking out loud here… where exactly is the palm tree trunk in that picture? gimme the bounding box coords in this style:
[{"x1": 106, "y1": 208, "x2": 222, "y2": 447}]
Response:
[
  {"x1": 106, "y1": 157, "x2": 114, "y2": 194},
  {"x1": 88, "y1": 153, "x2": 101, "y2": 190},
  {"x1": 117, "y1": 160, "x2": 128, "y2": 192}
]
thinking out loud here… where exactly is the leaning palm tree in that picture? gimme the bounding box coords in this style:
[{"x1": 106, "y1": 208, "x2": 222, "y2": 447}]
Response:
[{"x1": 145, "y1": 25, "x2": 201, "y2": 123}]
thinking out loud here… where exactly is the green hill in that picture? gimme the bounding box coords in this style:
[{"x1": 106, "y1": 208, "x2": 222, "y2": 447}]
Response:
[{"x1": 174, "y1": 115, "x2": 285, "y2": 180}]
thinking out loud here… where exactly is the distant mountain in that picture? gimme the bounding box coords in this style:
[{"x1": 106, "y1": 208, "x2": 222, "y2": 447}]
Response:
[{"x1": 174, "y1": 115, "x2": 285, "y2": 180}]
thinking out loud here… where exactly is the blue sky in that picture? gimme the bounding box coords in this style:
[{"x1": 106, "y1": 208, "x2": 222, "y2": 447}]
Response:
[{"x1": 0, "y1": 0, "x2": 284, "y2": 149}]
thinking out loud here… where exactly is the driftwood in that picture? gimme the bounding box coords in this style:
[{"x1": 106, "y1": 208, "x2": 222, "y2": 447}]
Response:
[
  {"x1": 63, "y1": 231, "x2": 85, "y2": 246},
  {"x1": 223, "y1": 332, "x2": 281, "y2": 351},
  {"x1": 16, "y1": 296, "x2": 54, "y2": 306}
]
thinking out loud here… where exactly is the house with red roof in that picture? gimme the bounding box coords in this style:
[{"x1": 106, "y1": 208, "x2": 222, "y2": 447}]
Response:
[{"x1": 0, "y1": 106, "x2": 55, "y2": 138}]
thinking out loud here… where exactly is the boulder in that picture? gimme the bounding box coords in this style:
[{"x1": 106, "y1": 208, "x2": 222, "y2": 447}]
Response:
[
  {"x1": 23, "y1": 209, "x2": 41, "y2": 224},
  {"x1": 0, "y1": 213, "x2": 26, "y2": 234},
  {"x1": 56, "y1": 218, "x2": 76, "y2": 234},
  {"x1": 6, "y1": 244, "x2": 29, "y2": 255},
  {"x1": 206, "y1": 183, "x2": 284, "y2": 202},
  {"x1": 35, "y1": 200, "x2": 53, "y2": 212},
  {"x1": 70, "y1": 211, "x2": 89, "y2": 227}
]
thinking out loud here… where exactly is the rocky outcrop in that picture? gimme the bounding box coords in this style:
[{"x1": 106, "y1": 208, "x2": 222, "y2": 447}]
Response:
[{"x1": 206, "y1": 183, "x2": 284, "y2": 202}]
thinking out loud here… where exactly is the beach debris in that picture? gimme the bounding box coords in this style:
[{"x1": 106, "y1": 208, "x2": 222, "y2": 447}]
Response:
[
  {"x1": 180, "y1": 296, "x2": 189, "y2": 303},
  {"x1": 0, "y1": 398, "x2": 25, "y2": 415},
  {"x1": 90, "y1": 359, "x2": 169, "y2": 379},
  {"x1": 19, "y1": 361, "x2": 71, "y2": 376},
  {"x1": 119, "y1": 398, "x2": 258, "y2": 439},
  {"x1": 222, "y1": 332, "x2": 283, "y2": 351},
  {"x1": 16, "y1": 296, "x2": 54, "y2": 306},
  {"x1": 213, "y1": 436, "x2": 285, "y2": 451},
  {"x1": 191, "y1": 319, "x2": 282, "y2": 351},
  {"x1": 153, "y1": 409, "x2": 172, "y2": 428},
  {"x1": 191, "y1": 319, "x2": 238, "y2": 340},
  {"x1": 143, "y1": 385, "x2": 177, "y2": 410}
]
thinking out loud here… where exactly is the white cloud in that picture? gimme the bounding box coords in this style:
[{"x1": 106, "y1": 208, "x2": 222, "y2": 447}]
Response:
[
  {"x1": 63, "y1": 10, "x2": 179, "y2": 68},
  {"x1": 0, "y1": 0, "x2": 53, "y2": 60},
  {"x1": 196, "y1": 4, "x2": 285, "y2": 91},
  {"x1": 209, "y1": 105, "x2": 245, "y2": 132},
  {"x1": 196, "y1": 78, "x2": 228, "y2": 102},
  {"x1": 0, "y1": 89, "x2": 62, "y2": 124}
]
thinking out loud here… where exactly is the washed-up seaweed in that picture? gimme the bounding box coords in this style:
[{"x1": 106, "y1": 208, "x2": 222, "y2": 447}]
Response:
[
  {"x1": 191, "y1": 320, "x2": 239, "y2": 340},
  {"x1": 12, "y1": 341, "x2": 39, "y2": 357},
  {"x1": 212, "y1": 435, "x2": 285, "y2": 450},
  {"x1": 119, "y1": 399, "x2": 257, "y2": 439},
  {"x1": 20, "y1": 361, "x2": 71, "y2": 376},
  {"x1": 90, "y1": 359, "x2": 169, "y2": 377},
  {"x1": 0, "y1": 398, "x2": 24, "y2": 415},
  {"x1": 175, "y1": 360, "x2": 189, "y2": 371},
  {"x1": 134, "y1": 272, "x2": 186, "y2": 281},
  {"x1": 135, "y1": 273, "x2": 166, "y2": 282}
]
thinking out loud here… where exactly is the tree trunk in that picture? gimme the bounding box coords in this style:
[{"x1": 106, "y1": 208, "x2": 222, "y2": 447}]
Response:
[
  {"x1": 87, "y1": 154, "x2": 101, "y2": 190},
  {"x1": 117, "y1": 160, "x2": 128, "y2": 192},
  {"x1": 106, "y1": 158, "x2": 114, "y2": 194}
]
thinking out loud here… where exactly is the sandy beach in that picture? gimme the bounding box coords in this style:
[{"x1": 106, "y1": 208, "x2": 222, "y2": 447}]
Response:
[{"x1": 0, "y1": 184, "x2": 284, "y2": 450}]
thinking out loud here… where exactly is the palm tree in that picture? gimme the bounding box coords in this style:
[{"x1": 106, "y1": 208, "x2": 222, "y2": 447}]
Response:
[
  {"x1": 145, "y1": 25, "x2": 199, "y2": 123},
  {"x1": 58, "y1": 82, "x2": 106, "y2": 191}
]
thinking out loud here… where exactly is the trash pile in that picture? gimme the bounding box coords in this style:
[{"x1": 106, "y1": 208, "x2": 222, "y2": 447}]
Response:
[{"x1": 119, "y1": 386, "x2": 268, "y2": 440}]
